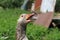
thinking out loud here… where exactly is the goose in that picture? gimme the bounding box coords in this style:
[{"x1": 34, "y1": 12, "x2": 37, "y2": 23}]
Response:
[{"x1": 16, "y1": 13, "x2": 37, "y2": 40}]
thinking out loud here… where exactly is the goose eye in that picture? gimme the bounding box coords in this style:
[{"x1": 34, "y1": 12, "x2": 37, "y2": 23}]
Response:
[{"x1": 21, "y1": 15, "x2": 23, "y2": 17}]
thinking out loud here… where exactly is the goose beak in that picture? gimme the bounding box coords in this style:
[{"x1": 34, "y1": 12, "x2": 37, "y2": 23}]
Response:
[
  {"x1": 25, "y1": 14, "x2": 34, "y2": 23},
  {"x1": 26, "y1": 14, "x2": 34, "y2": 20}
]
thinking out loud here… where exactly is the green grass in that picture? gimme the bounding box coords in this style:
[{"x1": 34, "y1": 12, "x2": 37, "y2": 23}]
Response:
[
  {"x1": 0, "y1": 8, "x2": 60, "y2": 40},
  {"x1": 27, "y1": 24, "x2": 60, "y2": 40},
  {"x1": 0, "y1": 8, "x2": 29, "y2": 40}
]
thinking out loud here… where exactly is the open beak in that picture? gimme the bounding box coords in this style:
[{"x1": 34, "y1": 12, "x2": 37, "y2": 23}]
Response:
[
  {"x1": 26, "y1": 14, "x2": 34, "y2": 20},
  {"x1": 25, "y1": 14, "x2": 34, "y2": 23}
]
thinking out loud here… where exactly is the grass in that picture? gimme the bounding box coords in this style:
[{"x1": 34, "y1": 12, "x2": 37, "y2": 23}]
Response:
[
  {"x1": 0, "y1": 8, "x2": 60, "y2": 40},
  {"x1": 0, "y1": 8, "x2": 29, "y2": 40}
]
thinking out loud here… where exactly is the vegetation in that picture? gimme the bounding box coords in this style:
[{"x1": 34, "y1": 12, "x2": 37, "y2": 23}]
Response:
[
  {"x1": 0, "y1": 9, "x2": 29, "y2": 40},
  {"x1": 55, "y1": 0, "x2": 60, "y2": 12},
  {"x1": 0, "y1": 0, "x2": 24, "y2": 8},
  {"x1": 0, "y1": 9, "x2": 60, "y2": 40},
  {"x1": 27, "y1": 24, "x2": 60, "y2": 40}
]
